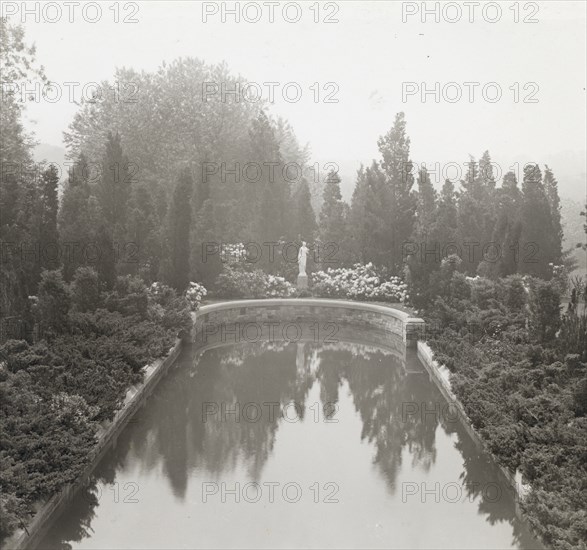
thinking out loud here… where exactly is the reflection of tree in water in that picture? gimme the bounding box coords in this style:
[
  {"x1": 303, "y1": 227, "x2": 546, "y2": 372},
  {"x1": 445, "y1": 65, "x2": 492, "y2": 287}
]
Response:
[
  {"x1": 315, "y1": 344, "x2": 439, "y2": 492},
  {"x1": 38, "y1": 480, "x2": 99, "y2": 550},
  {"x1": 41, "y1": 339, "x2": 541, "y2": 550},
  {"x1": 193, "y1": 342, "x2": 315, "y2": 480},
  {"x1": 447, "y1": 419, "x2": 542, "y2": 549}
]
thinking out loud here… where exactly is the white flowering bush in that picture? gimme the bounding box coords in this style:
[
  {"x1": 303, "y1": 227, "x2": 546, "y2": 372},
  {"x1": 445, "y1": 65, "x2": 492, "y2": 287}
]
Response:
[
  {"x1": 313, "y1": 263, "x2": 409, "y2": 303},
  {"x1": 219, "y1": 243, "x2": 248, "y2": 265},
  {"x1": 185, "y1": 282, "x2": 208, "y2": 311},
  {"x1": 215, "y1": 267, "x2": 296, "y2": 298},
  {"x1": 148, "y1": 281, "x2": 176, "y2": 305}
]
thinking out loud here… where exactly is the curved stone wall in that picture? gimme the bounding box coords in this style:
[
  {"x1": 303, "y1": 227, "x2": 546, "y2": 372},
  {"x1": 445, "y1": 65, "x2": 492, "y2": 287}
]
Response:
[{"x1": 192, "y1": 298, "x2": 426, "y2": 350}]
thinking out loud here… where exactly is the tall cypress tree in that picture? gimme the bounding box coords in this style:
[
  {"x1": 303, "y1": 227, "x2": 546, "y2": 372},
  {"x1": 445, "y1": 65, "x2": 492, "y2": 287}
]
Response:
[
  {"x1": 543, "y1": 165, "x2": 563, "y2": 264},
  {"x1": 126, "y1": 183, "x2": 160, "y2": 279},
  {"x1": 457, "y1": 152, "x2": 497, "y2": 274},
  {"x1": 487, "y1": 171, "x2": 523, "y2": 278},
  {"x1": 245, "y1": 111, "x2": 291, "y2": 246},
  {"x1": 348, "y1": 162, "x2": 384, "y2": 265},
  {"x1": 424, "y1": 177, "x2": 459, "y2": 269},
  {"x1": 414, "y1": 167, "x2": 438, "y2": 241},
  {"x1": 59, "y1": 154, "x2": 94, "y2": 280},
  {"x1": 292, "y1": 178, "x2": 318, "y2": 243},
  {"x1": 377, "y1": 112, "x2": 417, "y2": 272},
  {"x1": 95, "y1": 224, "x2": 117, "y2": 290},
  {"x1": 478, "y1": 150, "x2": 498, "y2": 249},
  {"x1": 408, "y1": 167, "x2": 439, "y2": 289},
  {"x1": 348, "y1": 165, "x2": 370, "y2": 264},
  {"x1": 39, "y1": 165, "x2": 60, "y2": 273},
  {"x1": 96, "y1": 132, "x2": 131, "y2": 245},
  {"x1": 319, "y1": 170, "x2": 348, "y2": 264},
  {"x1": 520, "y1": 164, "x2": 554, "y2": 278},
  {"x1": 166, "y1": 168, "x2": 193, "y2": 291}
]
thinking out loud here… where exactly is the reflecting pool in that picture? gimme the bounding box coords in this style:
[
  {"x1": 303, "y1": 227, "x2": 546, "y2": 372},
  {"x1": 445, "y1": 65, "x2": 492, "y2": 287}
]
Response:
[{"x1": 38, "y1": 331, "x2": 543, "y2": 549}]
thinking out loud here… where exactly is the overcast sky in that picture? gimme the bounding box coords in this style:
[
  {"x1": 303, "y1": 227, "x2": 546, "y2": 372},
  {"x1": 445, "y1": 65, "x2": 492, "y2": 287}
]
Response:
[{"x1": 8, "y1": 1, "x2": 587, "y2": 198}]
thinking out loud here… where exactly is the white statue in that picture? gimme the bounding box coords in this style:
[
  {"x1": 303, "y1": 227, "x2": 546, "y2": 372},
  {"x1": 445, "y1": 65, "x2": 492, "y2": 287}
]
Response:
[{"x1": 297, "y1": 241, "x2": 308, "y2": 276}]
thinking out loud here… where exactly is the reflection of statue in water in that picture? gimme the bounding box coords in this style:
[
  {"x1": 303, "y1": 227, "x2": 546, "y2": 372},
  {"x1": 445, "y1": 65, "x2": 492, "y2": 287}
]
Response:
[{"x1": 297, "y1": 241, "x2": 309, "y2": 289}]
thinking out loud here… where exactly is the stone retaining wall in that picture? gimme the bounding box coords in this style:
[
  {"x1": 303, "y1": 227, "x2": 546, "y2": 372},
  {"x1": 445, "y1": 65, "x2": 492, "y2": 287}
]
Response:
[
  {"x1": 193, "y1": 298, "x2": 426, "y2": 348},
  {"x1": 3, "y1": 339, "x2": 183, "y2": 550}
]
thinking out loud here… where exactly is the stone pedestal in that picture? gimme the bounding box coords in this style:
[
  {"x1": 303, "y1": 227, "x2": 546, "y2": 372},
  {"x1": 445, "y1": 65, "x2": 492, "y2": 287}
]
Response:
[{"x1": 297, "y1": 274, "x2": 308, "y2": 289}]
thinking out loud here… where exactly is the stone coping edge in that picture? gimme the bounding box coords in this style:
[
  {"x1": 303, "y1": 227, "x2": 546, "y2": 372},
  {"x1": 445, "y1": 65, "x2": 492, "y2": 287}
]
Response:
[
  {"x1": 194, "y1": 299, "x2": 426, "y2": 348},
  {"x1": 197, "y1": 298, "x2": 421, "y2": 323}
]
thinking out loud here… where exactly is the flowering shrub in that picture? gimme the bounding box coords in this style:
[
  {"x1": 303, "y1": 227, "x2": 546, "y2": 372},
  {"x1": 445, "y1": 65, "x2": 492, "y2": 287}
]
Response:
[
  {"x1": 185, "y1": 282, "x2": 207, "y2": 311},
  {"x1": 148, "y1": 281, "x2": 175, "y2": 305},
  {"x1": 215, "y1": 266, "x2": 296, "y2": 298},
  {"x1": 146, "y1": 281, "x2": 192, "y2": 334},
  {"x1": 219, "y1": 242, "x2": 248, "y2": 265},
  {"x1": 313, "y1": 263, "x2": 409, "y2": 303}
]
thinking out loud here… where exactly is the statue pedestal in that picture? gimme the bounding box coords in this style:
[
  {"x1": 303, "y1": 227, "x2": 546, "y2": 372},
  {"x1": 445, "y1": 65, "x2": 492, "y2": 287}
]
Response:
[{"x1": 297, "y1": 274, "x2": 308, "y2": 289}]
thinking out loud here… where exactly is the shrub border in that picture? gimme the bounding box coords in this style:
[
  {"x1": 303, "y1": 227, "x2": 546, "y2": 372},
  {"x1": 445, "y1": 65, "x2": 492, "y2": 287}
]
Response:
[
  {"x1": 416, "y1": 341, "x2": 542, "y2": 537},
  {"x1": 4, "y1": 338, "x2": 183, "y2": 550}
]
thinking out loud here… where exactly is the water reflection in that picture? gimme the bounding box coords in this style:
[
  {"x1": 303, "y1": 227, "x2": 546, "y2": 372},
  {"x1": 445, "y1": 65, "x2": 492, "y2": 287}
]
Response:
[{"x1": 39, "y1": 335, "x2": 542, "y2": 550}]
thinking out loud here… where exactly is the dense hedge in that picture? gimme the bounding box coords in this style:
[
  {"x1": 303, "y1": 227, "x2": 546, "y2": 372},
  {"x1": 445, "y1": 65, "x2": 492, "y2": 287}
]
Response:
[
  {"x1": 424, "y1": 270, "x2": 587, "y2": 550},
  {"x1": 0, "y1": 271, "x2": 191, "y2": 540}
]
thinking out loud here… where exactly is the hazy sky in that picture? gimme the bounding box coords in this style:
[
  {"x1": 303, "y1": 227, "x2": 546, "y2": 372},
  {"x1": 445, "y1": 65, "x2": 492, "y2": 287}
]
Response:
[{"x1": 8, "y1": 0, "x2": 587, "y2": 197}]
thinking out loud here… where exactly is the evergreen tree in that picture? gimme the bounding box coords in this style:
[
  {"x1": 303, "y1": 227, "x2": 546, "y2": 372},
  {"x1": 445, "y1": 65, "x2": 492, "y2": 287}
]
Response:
[
  {"x1": 193, "y1": 161, "x2": 210, "y2": 214},
  {"x1": 348, "y1": 165, "x2": 370, "y2": 264},
  {"x1": 126, "y1": 183, "x2": 160, "y2": 280},
  {"x1": 457, "y1": 152, "x2": 497, "y2": 274},
  {"x1": 319, "y1": 170, "x2": 348, "y2": 265},
  {"x1": 484, "y1": 171, "x2": 522, "y2": 278},
  {"x1": 95, "y1": 225, "x2": 117, "y2": 290},
  {"x1": 59, "y1": 155, "x2": 94, "y2": 280},
  {"x1": 96, "y1": 132, "x2": 131, "y2": 245},
  {"x1": 245, "y1": 111, "x2": 291, "y2": 246},
  {"x1": 408, "y1": 167, "x2": 439, "y2": 291},
  {"x1": 414, "y1": 166, "x2": 438, "y2": 241},
  {"x1": 39, "y1": 165, "x2": 60, "y2": 272},
  {"x1": 478, "y1": 150, "x2": 497, "y2": 192},
  {"x1": 543, "y1": 165, "x2": 563, "y2": 264},
  {"x1": 17, "y1": 177, "x2": 43, "y2": 292},
  {"x1": 478, "y1": 150, "x2": 498, "y2": 245},
  {"x1": 414, "y1": 178, "x2": 459, "y2": 302},
  {"x1": 70, "y1": 266, "x2": 101, "y2": 312},
  {"x1": 348, "y1": 161, "x2": 391, "y2": 266},
  {"x1": 456, "y1": 155, "x2": 481, "y2": 252},
  {"x1": 0, "y1": 173, "x2": 21, "y2": 229},
  {"x1": 192, "y1": 198, "x2": 223, "y2": 289},
  {"x1": 377, "y1": 112, "x2": 417, "y2": 271},
  {"x1": 520, "y1": 163, "x2": 554, "y2": 278},
  {"x1": 37, "y1": 269, "x2": 70, "y2": 336},
  {"x1": 165, "y1": 168, "x2": 193, "y2": 291},
  {"x1": 0, "y1": 21, "x2": 45, "y2": 319},
  {"x1": 273, "y1": 116, "x2": 309, "y2": 168},
  {"x1": 434, "y1": 178, "x2": 459, "y2": 247},
  {"x1": 292, "y1": 178, "x2": 318, "y2": 243}
]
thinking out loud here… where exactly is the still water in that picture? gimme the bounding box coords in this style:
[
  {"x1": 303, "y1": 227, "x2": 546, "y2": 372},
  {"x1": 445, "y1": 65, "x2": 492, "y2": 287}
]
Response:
[{"x1": 38, "y1": 330, "x2": 542, "y2": 549}]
